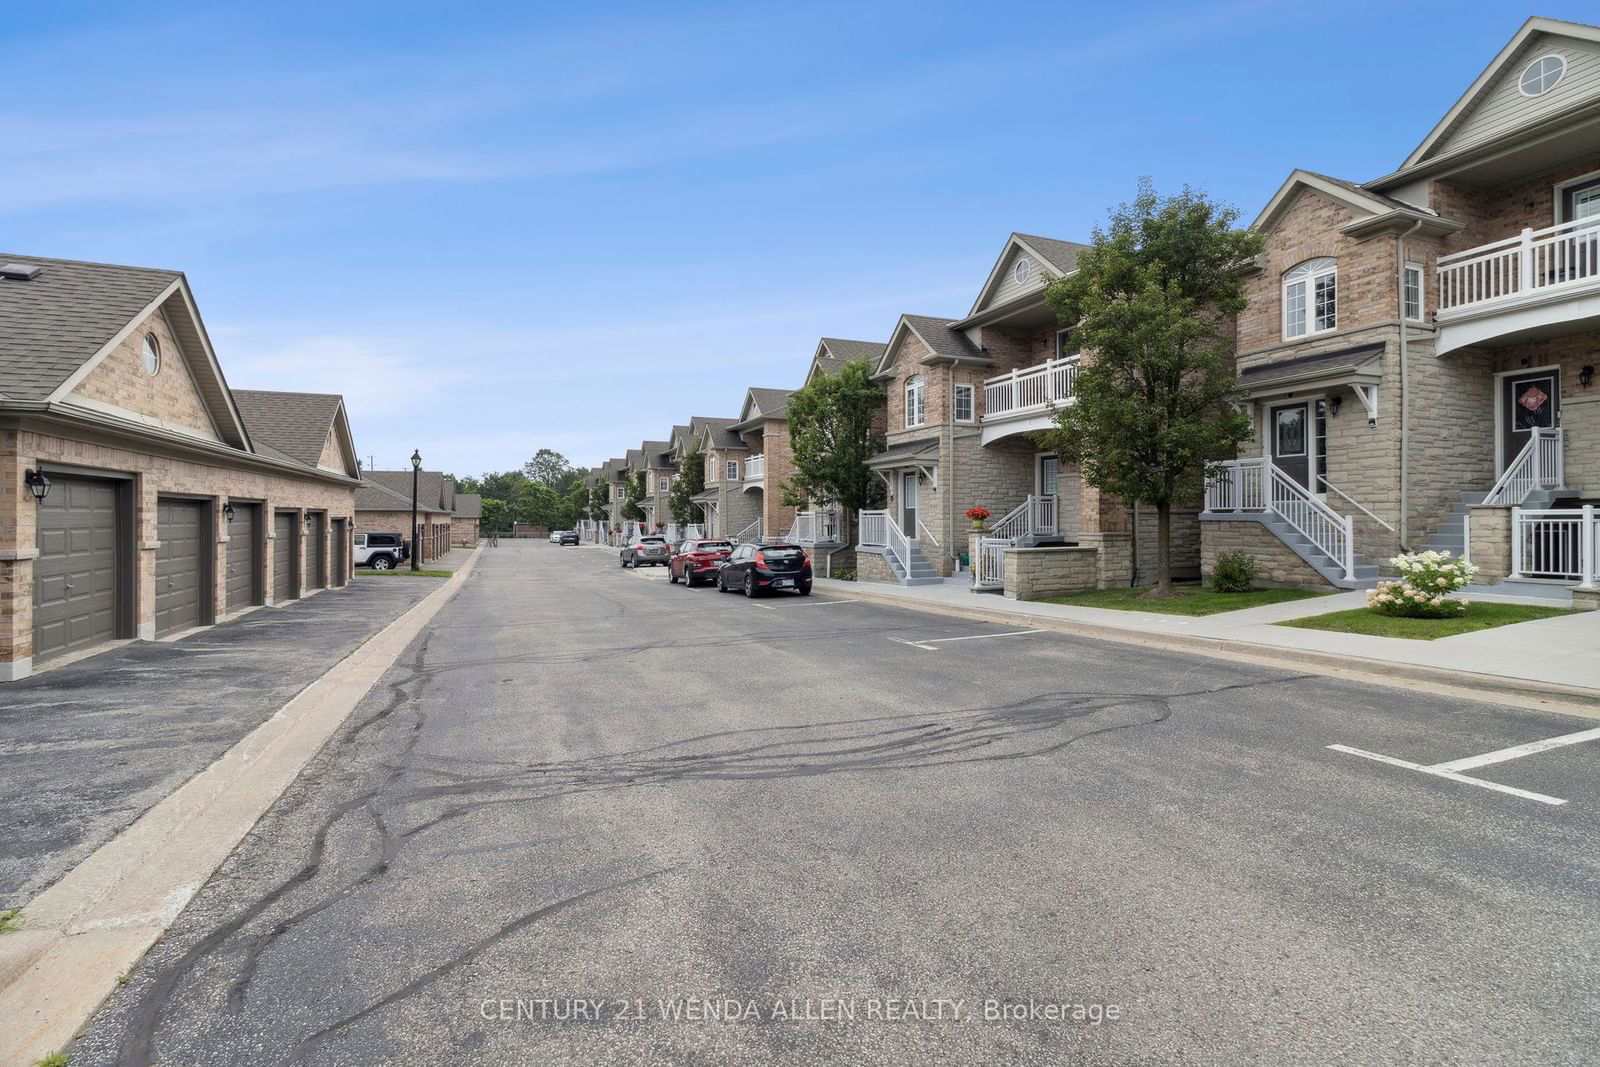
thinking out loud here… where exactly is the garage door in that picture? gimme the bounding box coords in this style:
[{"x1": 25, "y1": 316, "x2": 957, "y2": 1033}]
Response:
[
  {"x1": 331, "y1": 519, "x2": 348, "y2": 587},
  {"x1": 273, "y1": 512, "x2": 297, "y2": 602},
  {"x1": 226, "y1": 503, "x2": 261, "y2": 613},
  {"x1": 33, "y1": 475, "x2": 121, "y2": 662},
  {"x1": 308, "y1": 513, "x2": 327, "y2": 590},
  {"x1": 155, "y1": 499, "x2": 207, "y2": 637}
]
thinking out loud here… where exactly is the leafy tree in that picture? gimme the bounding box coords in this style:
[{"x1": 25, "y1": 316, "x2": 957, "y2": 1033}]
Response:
[
  {"x1": 785, "y1": 358, "x2": 886, "y2": 542},
  {"x1": 523, "y1": 448, "x2": 574, "y2": 489},
  {"x1": 668, "y1": 444, "x2": 706, "y2": 525},
  {"x1": 588, "y1": 482, "x2": 610, "y2": 521},
  {"x1": 621, "y1": 470, "x2": 646, "y2": 521},
  {"x1": 1038, "y1": 179, "x2": 1261, "y2": 596},
  {"x1": 480, "y1": 497, "x2": 509, "y2": 534}
]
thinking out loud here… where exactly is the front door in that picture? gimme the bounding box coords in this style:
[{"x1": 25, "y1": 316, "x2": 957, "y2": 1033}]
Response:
[
  {"x1": 900, "y1": 472, "x2": 918, "y2": 536},
  {"x1": 1502, "y1": 371, "x2": 1560, "y2": 469},
  {"x1": 1270, "y1": 403, "x2": 1311, "y2": 489},
  {"x1": 1039, "y1": 455, "x2": 1059, "y2": 497}
]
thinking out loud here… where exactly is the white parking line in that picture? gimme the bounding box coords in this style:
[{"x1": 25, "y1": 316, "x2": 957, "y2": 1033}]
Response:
[
  {"x1": 891, "y1": 628, "x2": 1044, "y2": 652},
  {"x1": 1429, "y1": 726, "x2": 1600, "y2": 773},
  {"x1": 1327, "y1": 744, "x2": 1569, "y2": 807}
]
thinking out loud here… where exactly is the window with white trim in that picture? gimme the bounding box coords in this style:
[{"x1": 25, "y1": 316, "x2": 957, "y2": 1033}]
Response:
[
  {"x1": 904, "y1": 374, "x2": 926, "y2": 428},
  {"x1": 1519, "y1": 54, "x2": 1566, "y2": 97},
  {"x1": 1055, "y1": 329, "x2": 1077, "y2": 360},
  {"x1": 1403, "y1": 263, "x2": 1423, "y2": 321},
  {"x1": 1284, "y1": 258, "x2": 1336, "y2": 339},
  {"x1": 953, "y1": 382, "x2": 974, "y2": 422},
  {"x1": 725, "y1": 459, "x2": 739, "y2": 481}
]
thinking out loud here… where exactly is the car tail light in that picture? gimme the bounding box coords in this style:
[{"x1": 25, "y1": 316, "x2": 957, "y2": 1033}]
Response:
[
  {"x1": 801, "y1": 550, "x2": 811, "y2": 566},
  {"x1": 754, "y1": 550, "x2": 766, "y2": 566}
]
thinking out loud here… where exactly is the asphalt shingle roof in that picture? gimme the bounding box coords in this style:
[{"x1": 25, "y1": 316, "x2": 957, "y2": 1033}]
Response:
[
  {"x1": 231, "y1": 390, "x2": 344, "y2": 468},
  {"x1": 1015, "y1": 234, "x2": 1091, "y2": 276},
  {"x1": 818, "y1": 338, "x2": 887, "y2": 368},
  {"x1": 356, "y1": 479, "x2": 446, "y2": 514},
  {"x1": 365, "y1": 469, "x2": 452, "y2": 511},
  {"x1": 453, "y1": 493, "x2": 482, "y2": 519},
  {"x1": 903, "y1": 315, "x2": 985, "y2": 362},
  {"x1": 0, "y1": 253, "x2": 179, "y2": 402},
  {"x1": 747, "y1": 388, "x2": 794, "y2": 420},
  {"x1": 692, "y1": 416, "x2": 745, "y2": 451}
]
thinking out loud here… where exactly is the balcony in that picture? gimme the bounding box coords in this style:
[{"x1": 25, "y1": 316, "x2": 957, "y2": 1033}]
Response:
[
  {"x1": 980, "y1": 358, "x2": 1078, "y2": 444},
  {"x1": 1435, "y1": 219, "x2": 1600, "y2": 354},
  {"x1": 742, "y1": 453, "x2": 765, "y2": 489}
]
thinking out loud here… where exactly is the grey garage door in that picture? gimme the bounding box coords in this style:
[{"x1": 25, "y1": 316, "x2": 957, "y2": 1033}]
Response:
[
  {"x1": 156, "y1": 499, "x2": 207, "y2": 637},
  {"x1": 226, "y1": 503, "x2": 261, "y2": 613},
  {"x1": 273, "y1": 512, "x2": 297, "y2": 602},
  {"x1": 308, "y1": 513, "x2": 327, "y2": 590},
  {"x1": 331, "y1": 519, "x2": 348, "y2": 587},
  {"x1": 33, "y1": 475, "x2": 121, "y2": 662}
]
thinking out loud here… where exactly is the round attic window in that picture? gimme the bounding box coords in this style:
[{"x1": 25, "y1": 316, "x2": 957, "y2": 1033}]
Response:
[
  {"x1": 1014, "y1": 258, "x2": 1032, "y2": 284},
  {"x1": 1519, "y1": 54, "x2": 1566, "y2": 96},
  {"x1": 141, "y1": 332, "x2": 161, "y2": 375}
]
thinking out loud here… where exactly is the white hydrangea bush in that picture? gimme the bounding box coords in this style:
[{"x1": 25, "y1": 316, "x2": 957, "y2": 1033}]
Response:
[{"x1": 1367, "y1": 550, "x2": 1478, "y2": 619}]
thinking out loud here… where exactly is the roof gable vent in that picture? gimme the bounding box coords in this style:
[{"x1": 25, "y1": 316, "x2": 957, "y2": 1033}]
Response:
[{"x1": 0, "y1": 263, "x2": 41, "y2": 281}]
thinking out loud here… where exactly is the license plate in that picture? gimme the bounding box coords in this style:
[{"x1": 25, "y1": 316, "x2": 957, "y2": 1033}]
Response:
[{"x1": 772, "y1": 579, "x2": 793, "y2": 588}]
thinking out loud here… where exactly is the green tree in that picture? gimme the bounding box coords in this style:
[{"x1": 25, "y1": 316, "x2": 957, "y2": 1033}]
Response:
[
  {"x1": 668, "y1": 444, "x2": 706, "y2": 525},
  {"x1": 523, "y1": 448, "x2": 574, "y2": 489},
  {"x1": 480, "y1": 497, "x2": 510, "y2": 534},
  {"x1": 588, "y1": 482, "x2": 609, "y2": 521},
  {"x1": 785, "y1": 357, "x2": 886, "y2": 543},
  {"x1": 621, "y1": 470, "x2": 646, "y2": 521},
  {"x1": 1038, "y1": 179, "x2": 1261, "y2": 596}
]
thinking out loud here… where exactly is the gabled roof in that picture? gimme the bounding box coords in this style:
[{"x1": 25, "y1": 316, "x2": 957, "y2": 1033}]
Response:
[
  {"x1": 1398, "y1": 17, "x2": 1600, "y2": 171},
  {"x1": 1251, "y1": 170, "x2": 1457, "y2": 240},
  {"x1": 965, "y1": 232, "x2": 1089, "y2": 318},
  {"x1": 872, "y1": 314, "x2": 986, "y2": 378},
  {"x1": 365, "y1": 469, "x2": 453, "y2": 511},
  {"x1": 692, "y1": 415, "x2": 746, "y2": 451},
  {"x1": 809, "y1": 337, "x2": 885, "y2": 384},
  {"x1": 625, "y1": 448, "x2": 646, "y2": 472},
  {"x1": 642, "y1": 439, "x2": 673, "y2": 467},
  {"x1": 355, "y1": 478, "x2": 447, "y2": 514},
  {"x1": 231, "y1": 390, "x2": 356, "y2": 475},
  {"x1": 453, "y1": 493, "x2": 482, "y2": 519},
  {"x1": 731, "y1": 387, "x2": 794, "y2": 430},
  {"x1": 0, "y1": 252, "x2": 252, "y2": 449}
]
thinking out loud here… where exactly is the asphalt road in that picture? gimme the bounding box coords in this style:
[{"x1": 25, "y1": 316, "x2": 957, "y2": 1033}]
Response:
[{"x1": 74, "y1": 541, "x2": 1600, "y2": 1065}]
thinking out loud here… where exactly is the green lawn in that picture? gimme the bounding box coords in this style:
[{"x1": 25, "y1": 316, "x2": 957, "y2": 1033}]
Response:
[
  {"x1": 1036, "y1": 585, "x2": 1330, "y2": 616},
  {"x1": 1276, "y1": 601, "x2": 1571, "y2": 640},
  {"x1": 354, "y1": 568, "x2": 453, "y2": 578}
]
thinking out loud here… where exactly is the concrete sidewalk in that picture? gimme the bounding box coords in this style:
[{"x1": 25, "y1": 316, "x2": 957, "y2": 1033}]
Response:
[{"x1": 816, "y1": 578, "x2": 1600, "y2": 696}]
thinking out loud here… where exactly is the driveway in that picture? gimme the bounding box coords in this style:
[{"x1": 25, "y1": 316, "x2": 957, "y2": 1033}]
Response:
[
  {"x1": 0, "y1": 578, "x2": 446, "y2": 907},
  {"x1": 73, "y1": 541, "x2": 1600, "y2": 1064}
]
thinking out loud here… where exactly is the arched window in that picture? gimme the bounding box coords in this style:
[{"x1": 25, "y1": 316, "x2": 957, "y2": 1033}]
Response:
[
  {"x1": 1284, "y1": 258, "x2": 1337, "y2": 339},
  {"x1": 904, "y1": 374, "x2": 926, "y2": 428}
]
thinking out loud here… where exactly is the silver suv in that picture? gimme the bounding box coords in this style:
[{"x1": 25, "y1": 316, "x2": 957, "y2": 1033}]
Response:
[{"x1": 620, "y1": 536, "x2": 670, "y2": 568}]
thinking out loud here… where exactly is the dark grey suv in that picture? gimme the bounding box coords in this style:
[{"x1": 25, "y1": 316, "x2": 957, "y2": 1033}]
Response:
[{"x1": 620, "y1": 536, "x2": 670, "y2": 567}]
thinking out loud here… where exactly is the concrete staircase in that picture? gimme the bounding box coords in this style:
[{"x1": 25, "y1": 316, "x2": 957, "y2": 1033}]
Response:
[
  {"x1": 1258, "y1": 512, "x2": 1379, "y2": 590},
  {"x1": 881, "y1": 540, "x2": 945, "y2": 586},
  {"x1": 1421, "y1": 487, "x2": 1578, "y2": 557}
]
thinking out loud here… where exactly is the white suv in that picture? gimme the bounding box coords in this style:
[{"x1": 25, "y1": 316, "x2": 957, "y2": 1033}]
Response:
[{"x1": 354, "y1": 531, "x2": 406, "y2": 570}]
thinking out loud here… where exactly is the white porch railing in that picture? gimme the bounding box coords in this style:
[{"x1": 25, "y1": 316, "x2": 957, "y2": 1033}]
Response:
[
  {"x1": 859, "y1": 509, "x2": 913, "y2": 576},
  {"x1": 974, "y1": 537, "x2": 1010, "y2": 590},
  {"x1": 744, "y1": 454, "x2": 766, "y2": 480},
  {"x1": 663, "y1": 523, "x2": 682, "y2": 543},
  {"x1": 1483, "y1": 427, "x2": 1564, "y2": 506},
  {"x1": 989, "y1": 494, "x2": 1059, "y2": 542},
  {"x1": 1438, "y1": 218, "x2": 1600, "y2": 312},
  {"x1": 1205, "y1": 457, "x2": 1355, "y2": 581},
  {"x1": 1511, "y1": 505, "x2": 1598, "y2": 584},
  {"x1": 684, "y1": 523, "x2": 704, "y2": 540},
  {"x1": 734, "y1": 518, "x2": 762, "y2": 544},
  {"x1": 789, "y1": 509, "x2": 841, "y2": 546},
  {"x1": 983, "y1": 358, "x2": 1080, "y2": 421}
]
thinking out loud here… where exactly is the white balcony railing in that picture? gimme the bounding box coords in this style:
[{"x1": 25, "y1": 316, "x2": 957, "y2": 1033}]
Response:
[
  {"x1": 1205, "y1": 457, "x2": 1355, "y2": 580},
  {"x1": 983, "y1": 358, "x2": 1080, "y2": 421},
  {"x1": 744, "y1": 454, "x2": 766, "y2": 481},
  {"x1": 1438, "y1": 219, "x2": 1600, "y2": 313},
  {"x1": 1483, "y1": 427, "x2": 1564, "y2": 506},
  {"x1": 1511, "y1": 505, "x2": 1598, "y2": 584},
  {"x1": 859, "y1": 509, "x2": 912, "y2": 577}
]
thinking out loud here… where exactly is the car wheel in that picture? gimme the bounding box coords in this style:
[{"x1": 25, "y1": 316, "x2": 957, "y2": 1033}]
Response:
[
  {"x1": 717, "y1": 571, "x2": 727, "y2": 593},
  {"x1": 682, "y1": 569, "x2": 695, "y2": 588},
  {"x1": 620, "y1": 557, "x2": 628, "y2": 568},
  {"x1": 372, "y1": 556, "x2": 393, "y2": 571},
  {"x1": 744, "y1": 573, "x2": 757, "y2": 598},
  {"x1": 668, "y1": 566, "x2": 679, "y2": 583},
  {"x1": 798, "y1": 583, "x2": 812, "y2": 596}
]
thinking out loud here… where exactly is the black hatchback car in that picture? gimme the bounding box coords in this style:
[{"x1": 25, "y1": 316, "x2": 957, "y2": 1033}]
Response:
[{"x1": 716, "y1": 542, "x2": 812, "y2": 597}]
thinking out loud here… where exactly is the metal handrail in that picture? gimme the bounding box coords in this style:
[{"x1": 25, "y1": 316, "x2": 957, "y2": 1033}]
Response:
[
  {"x1": 1484, "y1": 427, "x2": 1562, "y2": 506},
  {"x1": 917, "y1": 519, "x2": 941, "y2": 547},
  {"x1": 1317, "y1": 477, "x2": 1396, "y2": 533},
  {"x1": 734, "y1": 518, "x2": 762, "y2": 544}
]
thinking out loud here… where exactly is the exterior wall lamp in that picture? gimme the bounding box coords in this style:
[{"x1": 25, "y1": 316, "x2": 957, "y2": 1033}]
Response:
[
  {"x1": 223, "y1": 502, "x2": 236, "y2": 524},
  {"x1": 1581, "y1": 365, "x2": 1595, "y2": 388},
  {"x1": 24, "y1": 469, "x2": 50, "y2": 503},
  {"x1": 1328, "y1": 395, "x2": 1342, "y2": 417}
]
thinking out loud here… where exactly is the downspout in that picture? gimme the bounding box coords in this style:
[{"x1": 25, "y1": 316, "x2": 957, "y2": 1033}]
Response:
[
  {"x1": 1398, "y1": 218, "x2": 1424, "y2": 552},
  {"x1": 946, "y1": 363, "x2": 957, "y2": 571},
  {"x1": 1130, "y1": 501, "x2": 1141, "y2": 588}
]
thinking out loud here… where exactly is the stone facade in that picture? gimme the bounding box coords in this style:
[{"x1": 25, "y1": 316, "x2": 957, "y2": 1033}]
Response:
[
  {"x1": 2, "y1": 420, "x2": 357, "y2": 679},
  {"x1": 1001, "y1": 546, "x2": 1098, "y2": 600},
  {"x1": 1200, "y1": 518, "x2": 1334, "y2": 590},
  {"x1": 1467, "y1": 505, "x2": 1513, "y2": 583},
  {"x1": 451, "y1": 515, "x2": 479, "y2": 546},
  {"x1": 855, "y1": 548, "x2": 898, "y2": 585}
]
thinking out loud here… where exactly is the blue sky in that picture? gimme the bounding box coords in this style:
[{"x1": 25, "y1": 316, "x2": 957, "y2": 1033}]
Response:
[{"x1": 2, "y1": 1, "x2": 1583, "y2": 476}]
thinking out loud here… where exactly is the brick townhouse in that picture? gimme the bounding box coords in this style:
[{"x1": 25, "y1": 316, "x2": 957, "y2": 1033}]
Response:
[
  {"x1": 786, "y1": 338, "x2": 888, "y2": 569},
  {"x1": 1201, "y1": 15, "x2": 1600, "y2": 594},
  {"x1": 687, "y1": 415, "x2": 756, "y2": 540},
  {"x1": 0, "y1": 253, "x2": 362, "y2": 681},
  {"x1": 857, "y1": 233, "x2": 1202, "y2": 591},
  {"x1": 728, "y1": 388, "x2": 797, "y2": 543}
]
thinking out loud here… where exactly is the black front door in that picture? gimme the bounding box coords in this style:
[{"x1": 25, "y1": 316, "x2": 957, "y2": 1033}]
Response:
[
  {"x1": 1270, "y1": 403, "x2": 1311, "y2": 489},
  {"x1": 1502, "y1": 372, "x2": 1559, "y2": 468}
]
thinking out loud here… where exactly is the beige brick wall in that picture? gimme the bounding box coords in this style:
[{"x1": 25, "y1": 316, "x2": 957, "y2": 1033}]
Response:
[
  {"x1": 855, "y1": 549, "x2": 898, "y2": 585},
  {"x1": 1200, "y1": 519, "x2": 1335, "y2": 590},
  {"x1": 451, "y1": 516, "x2": 479, "y2": 546},
  {"x1": 757, "y1": 419, "x2": 798, "y2": 536},
  {"x1": 1562, "y1": 395, "x2": 1600, "y2": 495},
  {"x1": 2, "y1": 420, "x2": 356, "y2": 670},
  {"x1": 70, "y1": 309, "x2": 221, "y2": 440},
  {"x1": 1002, "y1": 546, "x2": 1098, "y2": 600},
  {"x1": 1467, "y1": 505, "x2": 1513, "y2": 583}
]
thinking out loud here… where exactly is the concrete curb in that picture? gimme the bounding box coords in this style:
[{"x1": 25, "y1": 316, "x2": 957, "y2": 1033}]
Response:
[
  {"x1": 0, "y1": 550, "x2": 483, "y2": 1065},
  {"x1": 821, "y1": 579, "x2": 1600, "y2": 720}
]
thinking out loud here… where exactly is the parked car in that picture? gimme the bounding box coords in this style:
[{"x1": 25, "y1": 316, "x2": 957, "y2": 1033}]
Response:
[
  {"x1": 548, "y1": 530, "x2": 563, "y2": 543},
  {"x1": 716, "y1": 542, "x2": 812, "y2": 596},
  {"x1": 354, "y1": 531, "x2": 406, "y2": 571},
  {"x1": 620, "y1": 535, "x2": 671, "y2": 567},
  {"x1": 559, "y1": 530, "x2": 580, "y2": 546},
  {"x1": 668, "y1": 539, "x2": 734, "y2": 586}
]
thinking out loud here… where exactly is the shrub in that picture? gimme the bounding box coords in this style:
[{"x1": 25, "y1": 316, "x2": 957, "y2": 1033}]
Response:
[
  {"x1": 835, "y1": 569, "x2": 858, "y2": 582},
  {"x1": 1211, "y1": 550, "x2": 1258, "y2": 593},
  {"x1": 1368, "y1": 551, "x2": 1476, "y2": 618}
]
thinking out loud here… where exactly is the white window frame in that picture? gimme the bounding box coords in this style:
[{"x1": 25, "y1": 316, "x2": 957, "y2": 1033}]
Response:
[
  {"x1": 725, "y1": 459, "x2": 739, "y2": 481},
  {"x1": 904, "y1": 374, "x2": 926, "y2": 428},
  {"x1": 1403, "y1": 262, "x2": 1423, "y2": 321},
  {"x1": 1283, "y1": 258, "x2": 1337, "y2": 340},
  {"x1": 1518, "y1": 54, "x2": 1566, "y2": 97},
  {"x1": 953, "y1": 382, "x2": 975, "y2": 423}
]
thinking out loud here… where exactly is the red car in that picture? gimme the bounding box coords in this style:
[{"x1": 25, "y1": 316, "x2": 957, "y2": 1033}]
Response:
[{"x1": 668, "y1": 538, "x2": 734, "y2": 587}]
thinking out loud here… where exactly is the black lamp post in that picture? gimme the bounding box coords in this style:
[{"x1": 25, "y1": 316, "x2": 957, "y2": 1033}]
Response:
[{"x1": 410, "y1": 449, "x2": 422, "y2": 572}]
